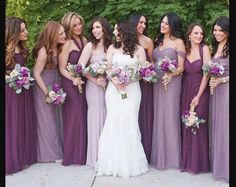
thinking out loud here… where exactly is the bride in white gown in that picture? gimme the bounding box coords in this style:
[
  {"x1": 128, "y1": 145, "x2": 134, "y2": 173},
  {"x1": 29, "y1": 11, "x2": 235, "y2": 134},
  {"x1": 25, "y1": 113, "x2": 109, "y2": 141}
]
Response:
[{"x1": 95, "y1": 21, "x2": 149, "y2": 178}]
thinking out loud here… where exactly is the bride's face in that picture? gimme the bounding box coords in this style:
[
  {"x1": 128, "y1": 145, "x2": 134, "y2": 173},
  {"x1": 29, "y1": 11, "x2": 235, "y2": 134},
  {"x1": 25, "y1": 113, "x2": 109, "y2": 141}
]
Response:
[{"x1": 113, "y1": 24, "x2": 121, "y2": 42}]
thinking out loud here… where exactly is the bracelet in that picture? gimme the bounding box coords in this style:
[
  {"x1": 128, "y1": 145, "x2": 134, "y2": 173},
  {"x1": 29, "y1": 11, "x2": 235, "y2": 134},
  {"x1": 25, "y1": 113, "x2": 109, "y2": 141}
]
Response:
[{"x1": 222, "y1": 77, "x2": 226, "y2": 83}]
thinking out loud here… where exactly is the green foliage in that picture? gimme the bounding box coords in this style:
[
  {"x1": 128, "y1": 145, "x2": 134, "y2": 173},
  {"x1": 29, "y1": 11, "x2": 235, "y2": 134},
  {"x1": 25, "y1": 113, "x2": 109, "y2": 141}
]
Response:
[{"x1": 6, "y1": 0, "x2": 229, "y2": 68}]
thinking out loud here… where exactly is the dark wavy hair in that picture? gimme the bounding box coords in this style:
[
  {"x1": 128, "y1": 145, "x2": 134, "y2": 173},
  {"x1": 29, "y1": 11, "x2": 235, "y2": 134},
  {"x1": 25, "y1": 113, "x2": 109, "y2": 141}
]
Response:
[
  {"x1": 128, "y1": 13, "x2": 149, "y2": 36},
  {"x1": 88, "y1": 17, "x2": 112, "y2": 53},
  {"x1": 211, "y1": 16, "x2": 229, "y2": 58},
  {"x1": 154, "y1": 12, "x2": 183, "y2": 47},
  {"x1": 185, "y1": 23, "x2": 206, "y2": 54},
  {"x1": 115, "y1": 21, "x2": 138, "y2": 58},
  {"x1": 5, "y1": 17, "x2": 29, "y2": 69}
]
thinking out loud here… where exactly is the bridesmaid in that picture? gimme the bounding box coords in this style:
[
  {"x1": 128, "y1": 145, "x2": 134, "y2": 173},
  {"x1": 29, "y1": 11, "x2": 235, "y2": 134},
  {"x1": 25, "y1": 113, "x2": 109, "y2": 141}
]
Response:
[
  {"x1": 59, "y1": 12, "x2": 88, "y2": 166},
  {"x1": 128, "y1": 14, "x2": 154, "y2": 163},
  {"x1": 5, "y1": 17, "x2": 37, "y2": 175},
  {"x1": 78, "y1": 17, "x2": 112, "y2": 167},
  {"x1": 32, "y1": 21, "x2": 65, "y2": 162},
  {"x1": 150, "y1": 12, "x2": 186, "y2": 170},
  {"x1": 180, "y1": 23, "x2": 211, "y2": 173},
  {"x1": 209, "y1": 16, "x2": 229, "y2": 182}
]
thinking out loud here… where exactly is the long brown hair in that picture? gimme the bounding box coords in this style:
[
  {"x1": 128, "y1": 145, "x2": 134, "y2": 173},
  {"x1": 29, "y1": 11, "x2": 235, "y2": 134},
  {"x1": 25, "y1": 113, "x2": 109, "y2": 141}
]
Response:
[
  {"x1": 5, "y1": 17, "x2": 28, "y2": 69},
  {"x1": 32, "y1": 21, "x2": 64, "y2": 69}
]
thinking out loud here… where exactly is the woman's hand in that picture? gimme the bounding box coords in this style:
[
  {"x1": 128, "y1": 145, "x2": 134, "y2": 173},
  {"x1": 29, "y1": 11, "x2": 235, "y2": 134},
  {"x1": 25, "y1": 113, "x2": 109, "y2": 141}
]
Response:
[
  {"x1": 162, "y1": 73, "x2": 173, "y2": 86},
  {"x1": 190, "y1": 96, "x2": 200, "y2": 108},
  {"x1": 96, "y1": 76, "x2": 107, "y2": 88},
  {"x1": 209, "y1": 77, "x2": 222, "y2": 89}
]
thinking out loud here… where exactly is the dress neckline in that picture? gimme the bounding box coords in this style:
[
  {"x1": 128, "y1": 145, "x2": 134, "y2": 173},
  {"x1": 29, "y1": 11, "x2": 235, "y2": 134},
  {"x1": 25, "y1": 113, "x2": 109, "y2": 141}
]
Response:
[{"x1": 71, "y1": 36, "x2": 83, "y2": 51}]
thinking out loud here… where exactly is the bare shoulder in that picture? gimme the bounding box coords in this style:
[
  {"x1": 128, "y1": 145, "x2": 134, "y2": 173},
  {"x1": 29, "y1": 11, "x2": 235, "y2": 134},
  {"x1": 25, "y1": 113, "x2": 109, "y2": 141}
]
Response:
[
  {"x1": 144, "y1": 35, "x2": 154, "y2": 45},
  {"x1": 62, "y1": 40, "x2": 73, "y2": 49},
  {"x1": 202, "y1": 44, "x2": 210, "y2": 53},
  {"x1": 38, "y1": 46, "x2": 47, "y2": 56},
  {"x1": 84, "y1": 41, "x2": 93, "y2": 49},
  {"x1": 175, "y1": 38, "x2": 185, "y2": 51}
]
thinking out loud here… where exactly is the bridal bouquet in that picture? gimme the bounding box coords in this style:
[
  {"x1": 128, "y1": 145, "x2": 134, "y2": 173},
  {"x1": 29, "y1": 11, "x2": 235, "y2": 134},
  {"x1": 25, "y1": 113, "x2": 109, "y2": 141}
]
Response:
[
  {"x1": 181, "y1": 105, "x2": 206, "y2": 134},
  {"x1": 138, "y1": 61, "x2": 158, "y2": 83},
  {"x1": 47, "y1": 83, "x2": 67, "y2": 105},
  {"x1": 5, "y1": 63, "x2": 35, "y2": 94},
  {"x1": 106, "y1": 65, "x2": 137, "y2": 99},
  {"x1": 157, "y1": 56, "x2": 177, "y2": 90},
  {"x1": 67, "y1": 63, "x2": 84, "y2": 93},
  {"x1": 202, "y1": 61, "x2": 225, "y2": 95}
]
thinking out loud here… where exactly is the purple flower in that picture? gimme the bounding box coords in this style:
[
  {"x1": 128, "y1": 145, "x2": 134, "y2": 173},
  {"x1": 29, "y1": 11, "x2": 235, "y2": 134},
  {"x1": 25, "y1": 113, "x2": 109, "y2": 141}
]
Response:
[
  {"x1": 52, "y1": 83, "x2": 61, "y2": 92},
  {"x1": 20, "y1": 68, "x2": 29, "y2": 77},
  {"x1": 76, "y1": 64, "x2": 83, "y2": 75},
  {"x1": 16, "y1": 79, "x2": 23, "y2": 87},
  {"x1": 182, "y1": 110, "x2": 190, "y2": 118}
]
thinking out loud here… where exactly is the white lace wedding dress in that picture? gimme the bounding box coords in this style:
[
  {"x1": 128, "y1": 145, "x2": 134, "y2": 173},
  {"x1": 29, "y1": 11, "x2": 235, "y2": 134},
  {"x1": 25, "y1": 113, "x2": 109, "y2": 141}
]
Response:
[{"x1": 95, "y1": 53, "x2": 149, "y2": 178}]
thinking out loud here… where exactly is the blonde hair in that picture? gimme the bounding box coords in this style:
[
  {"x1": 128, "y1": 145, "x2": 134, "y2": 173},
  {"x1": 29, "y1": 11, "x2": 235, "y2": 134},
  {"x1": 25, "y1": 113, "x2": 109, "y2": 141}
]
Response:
[{"x1": 61, "y1": 12, "x2": 84, "y2": 39}]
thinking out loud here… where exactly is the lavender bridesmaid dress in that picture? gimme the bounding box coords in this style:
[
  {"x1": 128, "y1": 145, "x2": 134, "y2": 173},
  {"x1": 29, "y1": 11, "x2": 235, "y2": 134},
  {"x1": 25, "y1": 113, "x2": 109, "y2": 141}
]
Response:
[
  {"x1": 138, "y1": 49, "x2": 153, "y2": 163},
  {"x1": 6, "y1": 53, "x2": 37, "y2": 175},
  {"x1": 209, "y1": 56, "x2": 229, "y2": 182},
  {"x1": 61, "y1": 37, "x2": 87, "y2": 165},
  {"x1": 150, "y1": 47, "x2": 185, "y2": 170},
  {"x1": 85, "y1": 53, "x2": 106, "y2": 167},
  {"x1": 33, "y1": 56, "x2": 63, "y2": 162},
  {"x1": 180, "y1": 44, "x2": 210, "y2": 173}
]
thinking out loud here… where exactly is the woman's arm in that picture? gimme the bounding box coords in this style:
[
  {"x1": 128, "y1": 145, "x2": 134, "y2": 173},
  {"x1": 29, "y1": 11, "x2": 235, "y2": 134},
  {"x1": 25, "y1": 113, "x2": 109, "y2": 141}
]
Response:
[
  {"x1": 33, "y1": 47, "x2": 48, "y2": 96},
  {"x1": 191, "y1": 45, "x2": 211, "y2": 107}
]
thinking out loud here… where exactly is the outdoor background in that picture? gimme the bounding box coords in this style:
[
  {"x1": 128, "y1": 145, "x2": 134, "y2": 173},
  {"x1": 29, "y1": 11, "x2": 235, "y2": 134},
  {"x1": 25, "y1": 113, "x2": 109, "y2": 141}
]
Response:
[{"x1": 6, "y1": 0, "x2": 229, "y2": 68}]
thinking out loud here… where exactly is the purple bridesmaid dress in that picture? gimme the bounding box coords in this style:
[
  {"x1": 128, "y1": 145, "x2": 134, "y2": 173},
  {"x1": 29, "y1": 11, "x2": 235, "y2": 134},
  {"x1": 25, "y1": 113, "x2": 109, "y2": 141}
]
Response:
[
  {"x1": 85, "y1": 53, "x2": 106, "y2": 167},
  {"x1": 150, "y1": 47, "x2": 185, "y2": 170},
  {"x1": 6, "y1": 53, "x2": 37, "y2": 175},
  {"x1": 138, "y1": 49, "x2": 153, "y2": 163},
  {"x1": 209, "y1": 56, "x2": 229, "y2": 182},
  {"x1": 180, "y1": 44, "x2": 210, "y2": 173},
  {"x1": 61, "y1": 37, "x2": 87, "y2": 165},
  {"x1": 33, "y1": 56, "x2": 63, "y2": 162}
]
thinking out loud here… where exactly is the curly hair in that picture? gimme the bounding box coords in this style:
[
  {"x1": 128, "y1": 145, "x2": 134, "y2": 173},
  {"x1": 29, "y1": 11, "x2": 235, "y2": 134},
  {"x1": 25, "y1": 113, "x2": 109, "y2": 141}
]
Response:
[
  {"x1": 88, "y1": 17, "x2": 112, "y2": 53},
  {"x1": 185, "y1": 23, "x2": 207, "y2": 54},
  {"x1": 211, "y1": 16, "x2": 229, "y2": 58},
  {"x1": 114, "y1": 21, "x2": 138, "y2": 58},
  {"x1": 5, "y1": 17, "x2": 29, "y2": 69},
  {"x1": 61, "y1": 12, "x2": 84, "y2": 40},
  {"x1": 128, "y1": 13, "x2": 149, "y2": 36},
  {"x1": 32, "y1": 21, "x2": 64, "y2": 69},
  {"x1": 154, "y1": 12, "x2": 183, "y2": 48}
]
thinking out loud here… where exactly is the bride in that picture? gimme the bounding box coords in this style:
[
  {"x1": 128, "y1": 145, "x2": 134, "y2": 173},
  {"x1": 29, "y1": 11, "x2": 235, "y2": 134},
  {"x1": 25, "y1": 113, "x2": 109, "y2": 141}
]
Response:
[{"x1": 95, "y1": 21, "x2": 149, "y2": 178}]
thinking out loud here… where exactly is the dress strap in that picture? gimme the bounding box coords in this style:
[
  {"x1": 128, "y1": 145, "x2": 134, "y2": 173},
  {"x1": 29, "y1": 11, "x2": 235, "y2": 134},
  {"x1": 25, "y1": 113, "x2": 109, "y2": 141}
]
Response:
[
  {"x1": 176, "y1": 49, "x2": 186, "y2": 59},
  {"x1": 199, "y1": 43, "x2": 204, "y2": 60},
  {"x1": 71, "y1": 36, "x2": 83, "y2": 51}
]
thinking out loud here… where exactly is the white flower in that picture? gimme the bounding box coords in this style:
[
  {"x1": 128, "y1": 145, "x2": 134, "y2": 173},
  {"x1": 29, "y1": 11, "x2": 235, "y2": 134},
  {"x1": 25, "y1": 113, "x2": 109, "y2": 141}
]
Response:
[
  {"x1": 48, "y1": 90, "x2": 57, "y2": 100},
  {"x1": 10, "y1": 69, "x2": 19, "y2": 78}
]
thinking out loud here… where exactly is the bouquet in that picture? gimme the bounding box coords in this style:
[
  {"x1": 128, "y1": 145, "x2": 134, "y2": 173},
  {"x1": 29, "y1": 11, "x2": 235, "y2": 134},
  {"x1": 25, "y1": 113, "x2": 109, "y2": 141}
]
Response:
[
  {"x1": 66, "y1": 63, "x2": 84, "y2": 93},
  {"x1": 157, "y1": 56, "x2": 177, "y2": 90},
  {"x1": 181, "y1": 105, "x2": 206, "y2": 134},
  {"x1": 84, "y1": 59, "x2": 108, "y2": 89},
  {"x1": 47, "y1": 83, "x2": 67, "y2": 105},
  {"x1": 138, "y1": 61, "x2": 158, "y2": 83},
  {"x1": 202, "y1": 61, "x2": 225, "y2": 95},
  {"x1": 5, "y1": 63, "x2": 35, "y2": 94},
  {"x1": 106, "y1": 65, "x2": 137, "y2": 99},
  {"x1": 85, "y1": 59, "x2": 108, "y2": 77}
]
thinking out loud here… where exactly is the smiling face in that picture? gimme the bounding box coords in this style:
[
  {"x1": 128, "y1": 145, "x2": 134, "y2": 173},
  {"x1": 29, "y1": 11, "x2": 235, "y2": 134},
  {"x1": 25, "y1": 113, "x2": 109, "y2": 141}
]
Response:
[
  {"x1": 55, "y1": 26, "x2": 66, "y2": 44},
  {"x1": 136, "y1": 16, "x2": 146, "y2": 35},
  {"x1": 160, "y1": 16, "x2": 171, "y2": 35},
  {"x1": 213, "y1": 24, "x2": 228, "y2": 43},
  {"x1": 92, "y1": 21, "x2": 104, "y2": 40},
  {"x1": 71, "y1": 17, "x2": 83, "y2": 36},
  {"x1": 189, "y1": 25, "x2": 204, "y2": 45},
  {"x1": 19, "y1": 22, "x2": 28, "y2": 41}
]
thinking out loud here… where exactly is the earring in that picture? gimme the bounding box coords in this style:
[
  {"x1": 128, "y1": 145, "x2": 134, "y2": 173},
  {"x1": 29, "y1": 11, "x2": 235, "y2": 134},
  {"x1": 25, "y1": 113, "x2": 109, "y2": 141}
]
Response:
[{"x1": 188, "y1": 38, "x2": 191, "y2": 41}]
